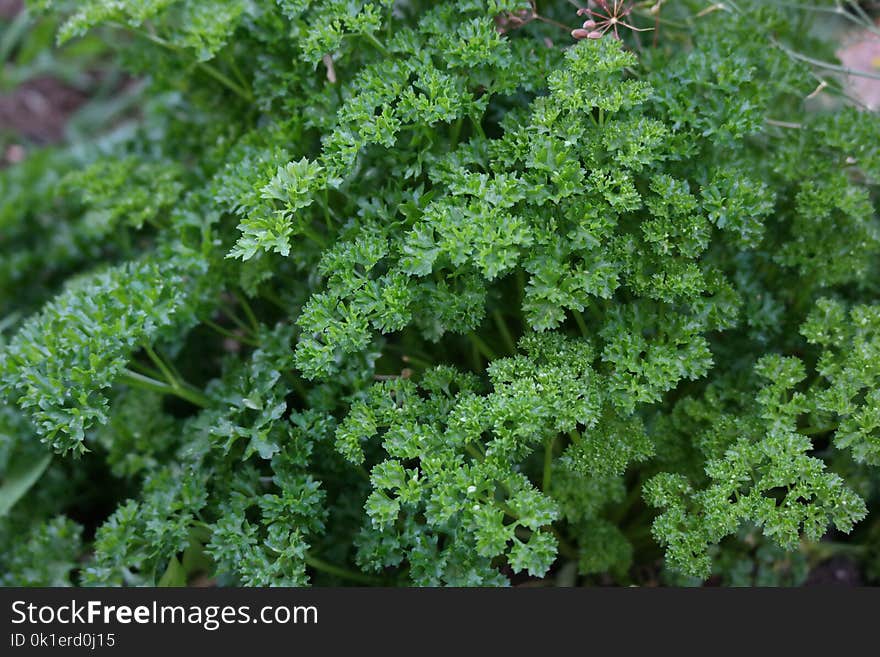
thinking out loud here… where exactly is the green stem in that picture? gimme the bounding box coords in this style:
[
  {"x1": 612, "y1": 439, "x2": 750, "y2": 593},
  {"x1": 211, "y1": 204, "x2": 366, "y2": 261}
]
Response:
[
  {"x1": 844, "y1": 0, "x2": 880, "y2": 36},
  {"x1": 765, "y1": 1, "x2": 880, "y2": 38},
  {"x1": 0, "y1": 9, "x2": 32, "y2": 64},
  {"x1": 500, "y1": 500, "x2": 578, "y2": 562},
  {"x1": 219, "y1": 302, "x2": 256, "y2": 336},
  {"x1": 118, "y1": 369, "x2": 210, "y2": 409},
  {"x1": 465, "y1": 444, "x2": 486, "y2": 463},
  {"x1": 802, "y1": 541, "x2": 867, "y2": 563},
  {"x1": 128, "y1": 360, "x2": 165, "y2": 382},
  {"x1": 363, "y1": 32, "x2": 388, "y2": 54},
  {"x1": 470, "y1": 342, "x2": 482, "y2": 372},
  {"x1": 493, "y1": 309, "x2": 517, "y2": 354},
  {"x1": 776, "y1": 42, "x2": 880, "y2": 82},
  {"x1": 542, "y1": 436, "x2": 555, "y2": 492},
  {"x1": 321, "y1": 189, "x2": 333, "y2": 231},
  {"x1": 224, "y1": 52, "x2": 251, "y2": 92},
  {"x1": 282, "y1": 371, "x2": 309, "y2": 401},
  {"x1": 196, "y1": 62, "x2": 253, "y2": 101},
  {"x1": 402, "y1": 354, "x2": 434, "y2": 370},
  {"x1": 233, "y1": 292, "x2": 260, "y2": 335},
  {"x1": 382, "y1": 344, "x2": 435, "y2": 370},
  {"x1": 467, "y1": 439, "x2": 578, "y2": 563},
  {"x1": 144, "y1": 344, "x2": 179, "y2": 388},
  {"x1": 572, "y1": 310, "x2": 589, "y2": 338},
  {"x1": 305, "y1": 556, "x2": 385, "y2": 585},
  {"x1": 201, "y1": 317, "x2": 260, "y2": 347},
  {"x1": 468, "y1": 331, "x2": 498, "y2": 363},
  {"x1": 471, "y1": 115, "x2": 487, "y2": 140},
  {"x1": 611, "y1": 478, "x2": 647, "y2": 524},
  {"x1": 449, "y1": 117, "x2": 463, "y2": 149},
  {"x1": 259, "y1": 287, "x2": 288, "y2": 312},
  {"x1": 631, "y1": 9, "x2": 688, "y2": 29},
  {"x1": 761, "y1": 1, "x2": 843, "y2": 14},
  {"x1": 114, "y1": 23, "x2": 253, "y2": 100},
  {"x1": 302, "y1": 224, "x2": 329, "y2": 249},
  {"x1": 385, "y1": 3, "x2": 393, "y2": 39}
]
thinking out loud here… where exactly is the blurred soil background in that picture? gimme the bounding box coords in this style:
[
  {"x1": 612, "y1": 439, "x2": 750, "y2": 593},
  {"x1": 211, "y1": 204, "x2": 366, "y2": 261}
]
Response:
[{"x1": 1, "y1": 0, "x2": 140, "y2": 166}]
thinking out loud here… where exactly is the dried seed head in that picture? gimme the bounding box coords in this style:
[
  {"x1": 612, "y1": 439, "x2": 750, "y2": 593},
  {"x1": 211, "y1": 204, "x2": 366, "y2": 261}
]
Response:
[
  {"x1": 494, "y1": 14, "x2": 511, "y2": 33},
  {"x1": 494, "y1": 8, "x2": 532, "y2": 33}
]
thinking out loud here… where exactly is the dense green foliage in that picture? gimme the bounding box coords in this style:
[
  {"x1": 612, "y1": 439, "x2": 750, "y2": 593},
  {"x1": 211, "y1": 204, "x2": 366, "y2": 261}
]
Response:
[{"x1": 2, "y1": 0, "x2": 880, "y2": 586}]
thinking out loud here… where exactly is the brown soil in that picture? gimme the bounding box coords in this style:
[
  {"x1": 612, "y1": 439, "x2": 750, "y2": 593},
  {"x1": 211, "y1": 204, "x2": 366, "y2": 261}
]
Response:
[
  {"x1": 1, "y1": 1, "x2": 91, "y2": 148},
  {"x1": 0, "y1": 76, "x2": 90, "y2": 143},
  {"x1": 0, "y1": 0, "x2": 23, "y2": 21},
  {"x1": 804, "y1": 557, "x2": 863, "y2": 586}
]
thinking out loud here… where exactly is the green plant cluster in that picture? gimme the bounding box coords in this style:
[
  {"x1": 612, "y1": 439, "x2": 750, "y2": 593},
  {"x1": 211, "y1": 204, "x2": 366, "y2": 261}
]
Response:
[{"x1": 1, "y1": 0, "x2": 879, "y2": 586}]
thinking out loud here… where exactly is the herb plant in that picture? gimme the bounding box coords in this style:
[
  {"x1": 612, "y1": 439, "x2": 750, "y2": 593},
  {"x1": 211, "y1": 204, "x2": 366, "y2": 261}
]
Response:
[{"x1": 2, "y1": 0, "x2": 880, "y2": 587}]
